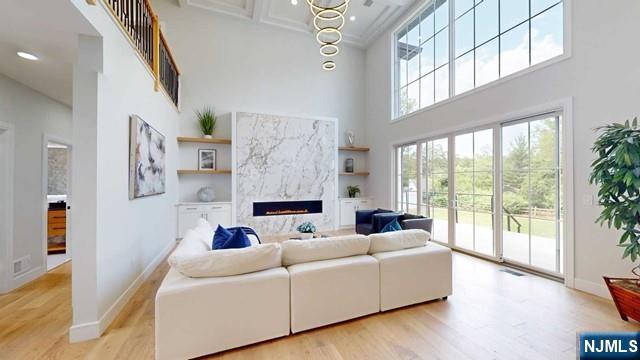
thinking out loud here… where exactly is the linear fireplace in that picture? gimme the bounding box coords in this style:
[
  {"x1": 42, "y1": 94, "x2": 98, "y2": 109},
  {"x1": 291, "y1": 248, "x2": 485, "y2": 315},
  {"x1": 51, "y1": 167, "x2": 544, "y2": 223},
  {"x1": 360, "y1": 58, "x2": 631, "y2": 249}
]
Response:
[{"x1": 253, "y1": 200, "x2": 323, "y2": 217}]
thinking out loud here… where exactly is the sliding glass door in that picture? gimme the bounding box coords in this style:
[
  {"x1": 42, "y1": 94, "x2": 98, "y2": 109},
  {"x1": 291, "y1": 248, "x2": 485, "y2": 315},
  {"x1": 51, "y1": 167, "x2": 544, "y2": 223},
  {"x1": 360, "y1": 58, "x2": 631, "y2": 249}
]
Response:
[
  {"x1": 397, "y1": 144, "x2": 418, "y2": 214},
  {"x1": 420, "y1": 138, "x2": 449, "y2": 243},
  {"x1": 394, "y1": 113, "x2": 563, "y2": 276},
  {"x1": 453, "y1": 129, "x2": 494, "y2": 256},
  {"x1": 501, "y1": 116, "x2": 562, "y2": 273}
]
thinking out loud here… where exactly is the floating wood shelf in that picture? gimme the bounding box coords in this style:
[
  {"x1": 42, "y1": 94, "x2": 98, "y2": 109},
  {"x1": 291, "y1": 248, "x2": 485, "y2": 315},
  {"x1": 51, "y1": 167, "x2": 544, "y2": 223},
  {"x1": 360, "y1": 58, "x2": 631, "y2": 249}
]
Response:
[
  {"x1": 339, "y1": 172, "x2": 370, "y2": 176},
  {"x1": 339, "y1": 146, "x2": 369, "y2": 152},
  {"x1": 177, "y1": 136, "x2": 231, "y2": 144},
  {"x1": 177, "y1": 169, "x2": 232, "y2": 175}
]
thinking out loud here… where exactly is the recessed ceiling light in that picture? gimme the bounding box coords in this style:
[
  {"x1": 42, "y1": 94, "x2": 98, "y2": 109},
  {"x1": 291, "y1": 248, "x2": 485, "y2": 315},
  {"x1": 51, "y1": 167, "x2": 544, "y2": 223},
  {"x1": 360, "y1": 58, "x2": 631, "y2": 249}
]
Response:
[
  {"x1": 291, "y1": 0, "x2": 298, "y2": 5},
  {"x1": 349, "y1": 15, "x2": 356, "y2": 21},
  {"x1": 17, "y1": 52, "x2": 38, "y2": 61}
]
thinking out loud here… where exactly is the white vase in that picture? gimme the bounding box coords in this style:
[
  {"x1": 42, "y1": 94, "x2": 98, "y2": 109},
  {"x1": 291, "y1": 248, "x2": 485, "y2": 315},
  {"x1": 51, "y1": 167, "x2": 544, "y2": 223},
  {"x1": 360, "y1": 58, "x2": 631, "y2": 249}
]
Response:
[
  {"x1": 299, "y1": 233, "x2": 313, "y2": 240},
  {"x1": 197, "y1": 187, "x2": 215, "y2": 202},
  {"x1": 203, "y1": 135, "x2": 213, "y2": 139}
]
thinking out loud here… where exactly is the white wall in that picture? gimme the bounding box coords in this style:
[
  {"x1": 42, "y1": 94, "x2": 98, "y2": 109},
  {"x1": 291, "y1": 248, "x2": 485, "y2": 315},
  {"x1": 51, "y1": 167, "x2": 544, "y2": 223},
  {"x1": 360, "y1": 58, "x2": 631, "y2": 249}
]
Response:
[
  {"x1": 69, "y1": 0, "x2": 180, "y2": 341},
  {"x1": 0, "y1": 73, "x2": 72, "y2": 290},
  {"x1": 365, "y1": 0, "x2": 640, "y2": 297},
  {"x1": 153, "y1": 0, "x2": 368, "y2": 202}
]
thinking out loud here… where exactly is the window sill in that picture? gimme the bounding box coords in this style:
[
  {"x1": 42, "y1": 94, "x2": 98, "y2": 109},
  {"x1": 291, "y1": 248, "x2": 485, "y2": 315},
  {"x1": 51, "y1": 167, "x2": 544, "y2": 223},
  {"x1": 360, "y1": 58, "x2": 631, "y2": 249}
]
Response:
[{"x1": 389, "y1": 52, "x2": 571, "y2": 124}]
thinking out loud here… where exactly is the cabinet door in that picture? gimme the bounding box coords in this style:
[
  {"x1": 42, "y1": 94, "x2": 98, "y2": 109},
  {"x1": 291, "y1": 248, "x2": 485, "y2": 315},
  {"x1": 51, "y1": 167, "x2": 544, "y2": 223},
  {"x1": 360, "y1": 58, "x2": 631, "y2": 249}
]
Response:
[
  {"x1": 340, "y1": 200, "x2": 356, "y2": 226},
  {"x1": 358, "y1": 199, "x2": 373, "y2": 210},
  {"x1": 178, "y1": 208, "x2": 204, "y2": 238},
  {"x1": 204, "y1": 205, "x2": 232, "y2": 228}
]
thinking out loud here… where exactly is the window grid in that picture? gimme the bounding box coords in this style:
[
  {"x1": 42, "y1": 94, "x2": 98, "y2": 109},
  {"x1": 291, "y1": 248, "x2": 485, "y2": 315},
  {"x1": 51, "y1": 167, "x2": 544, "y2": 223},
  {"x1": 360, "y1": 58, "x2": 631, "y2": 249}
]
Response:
[
  {"x1": 395, "y1": 0, "x2": 451, "y2": 116},
  {"x1": 394, "y1": 0, "x2": 563, "y2": 119}
]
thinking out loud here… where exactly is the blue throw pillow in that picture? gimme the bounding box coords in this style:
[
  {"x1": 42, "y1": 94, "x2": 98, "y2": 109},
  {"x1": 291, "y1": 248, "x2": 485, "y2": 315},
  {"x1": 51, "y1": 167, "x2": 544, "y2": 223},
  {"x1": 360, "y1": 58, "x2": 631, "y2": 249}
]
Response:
[
  {"x1": 380, "y1": 219, "x2": 402, "y2": 233},
  {"x1": 212, "y1": 225, "x2": 251, "y2": 250},
  {"x1": 213, "y1": 225, "x2": 232, "y2": 249}
]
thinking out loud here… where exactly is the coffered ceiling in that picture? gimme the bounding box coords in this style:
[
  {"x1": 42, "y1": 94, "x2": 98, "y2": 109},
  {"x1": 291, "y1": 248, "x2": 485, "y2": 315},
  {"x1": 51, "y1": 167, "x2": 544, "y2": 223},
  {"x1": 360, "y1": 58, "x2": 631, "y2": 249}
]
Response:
[{"x1": 177, "y1": 0, "x2": 416, "y2": 48}]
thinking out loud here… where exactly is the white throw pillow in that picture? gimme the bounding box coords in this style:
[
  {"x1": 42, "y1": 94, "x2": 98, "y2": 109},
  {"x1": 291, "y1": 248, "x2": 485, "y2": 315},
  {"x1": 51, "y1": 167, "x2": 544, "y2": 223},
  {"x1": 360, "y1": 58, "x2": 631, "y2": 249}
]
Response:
[
  {"x1": 169, "y1": 242, "x2": 282, "y2": 278},
  {"x1": 192, "y1": 218, "x2": 215, "y2": 250},
  {"x1": 368, "y1": 229, "x2": 430, "y2": 254},
  {"x1": 281, "y1": 234, "x2": 370, "y2": 266},
  {"x1": 171, "y1": 229, "x2": 210, "y2": 259}
]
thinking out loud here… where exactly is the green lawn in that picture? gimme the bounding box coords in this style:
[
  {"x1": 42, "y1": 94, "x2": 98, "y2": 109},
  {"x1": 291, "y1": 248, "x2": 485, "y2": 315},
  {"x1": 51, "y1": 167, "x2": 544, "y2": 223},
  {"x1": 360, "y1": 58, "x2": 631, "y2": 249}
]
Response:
[{"x1": 429, "y1": 207, "x2": 556, "y2": 238}]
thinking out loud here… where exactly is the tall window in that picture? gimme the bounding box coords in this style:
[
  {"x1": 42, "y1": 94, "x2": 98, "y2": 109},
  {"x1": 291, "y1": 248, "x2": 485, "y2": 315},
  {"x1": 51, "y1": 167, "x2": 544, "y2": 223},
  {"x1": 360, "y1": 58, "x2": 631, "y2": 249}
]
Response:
[
  {"x1": 394, "y1": 0, "x2": 564, "y2": 118},
  {"x1": 395, "y1": 0, "x2": 450, "y2": 117}
]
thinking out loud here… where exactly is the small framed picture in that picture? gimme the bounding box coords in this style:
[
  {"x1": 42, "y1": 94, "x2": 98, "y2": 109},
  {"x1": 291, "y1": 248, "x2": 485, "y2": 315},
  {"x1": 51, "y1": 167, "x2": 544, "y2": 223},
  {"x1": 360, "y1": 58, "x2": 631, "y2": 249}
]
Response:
[{"x1": 198, "y1": 149, "x2": 216, "y2": 170}]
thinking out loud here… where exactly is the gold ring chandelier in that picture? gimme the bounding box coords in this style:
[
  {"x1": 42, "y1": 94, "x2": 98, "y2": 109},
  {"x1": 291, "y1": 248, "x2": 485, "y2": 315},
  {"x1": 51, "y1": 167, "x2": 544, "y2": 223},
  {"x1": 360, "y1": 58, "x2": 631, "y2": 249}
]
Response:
[{"x1": 307, "y1": 0, "x2": 350, "y2": 71}]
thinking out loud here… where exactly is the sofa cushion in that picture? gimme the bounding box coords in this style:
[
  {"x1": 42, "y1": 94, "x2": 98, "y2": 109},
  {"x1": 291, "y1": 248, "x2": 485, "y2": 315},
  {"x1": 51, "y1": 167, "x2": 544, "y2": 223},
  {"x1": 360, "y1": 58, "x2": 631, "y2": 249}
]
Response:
[
  {"x1": 368, "y1": 229, "x2": 430, "y2": 254},
  {"x1": 288, "y1": 255, "x2": 379, "y2": 333},
  {"x1": 281, "y1": 235, "x2": 370, "y2": 266},
  {"x1": 372, "y1": 243, "x2": 452, "y2": 311},
  {"x1": 169, "y1": 238, "x2": 282, "y2": 278},
  {"x1": 398, "y1": 213, "x2": 424, "y2": 221}
]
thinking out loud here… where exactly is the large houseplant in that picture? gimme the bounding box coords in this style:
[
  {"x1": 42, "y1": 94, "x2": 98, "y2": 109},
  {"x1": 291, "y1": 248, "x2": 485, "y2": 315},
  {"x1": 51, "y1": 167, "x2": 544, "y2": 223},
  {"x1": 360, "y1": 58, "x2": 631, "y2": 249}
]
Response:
[{"x1": 589, "y1": 118, "x2": 640, "y2": 322}]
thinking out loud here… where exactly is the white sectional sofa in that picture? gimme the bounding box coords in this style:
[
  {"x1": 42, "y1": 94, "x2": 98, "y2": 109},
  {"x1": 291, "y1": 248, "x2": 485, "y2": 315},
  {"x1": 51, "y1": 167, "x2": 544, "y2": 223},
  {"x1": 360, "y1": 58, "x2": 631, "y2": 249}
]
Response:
[{"x1": 155, "y1": 222, "x2": 452, "y2": 360}]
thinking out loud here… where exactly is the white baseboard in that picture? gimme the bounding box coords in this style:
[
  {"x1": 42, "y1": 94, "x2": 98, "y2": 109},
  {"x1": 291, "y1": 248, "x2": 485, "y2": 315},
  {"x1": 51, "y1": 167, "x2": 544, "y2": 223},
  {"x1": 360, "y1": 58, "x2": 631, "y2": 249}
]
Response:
[
  {"x1": 10, "y1": 265, "x2": 44, "y2": 291},
  {"x1": 69, "y1": 320, "x2": 101, "y2": 342},
  {"x1": 69, "y1": 240, "x2": 175, "y2": 343},
  {"x1": 574, "y1": 277, "x2": 611, "y2": 300}
]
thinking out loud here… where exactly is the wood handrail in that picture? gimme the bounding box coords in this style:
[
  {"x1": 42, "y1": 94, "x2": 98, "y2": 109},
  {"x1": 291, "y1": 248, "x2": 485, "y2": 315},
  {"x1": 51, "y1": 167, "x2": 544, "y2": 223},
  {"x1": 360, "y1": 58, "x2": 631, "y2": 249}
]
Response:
[
  {"x1": 152, "y1": 14, "x2": 160, "y2": 91},
  {"x1": 99, "y1": 0, "x2": 180, "y2": 107}
]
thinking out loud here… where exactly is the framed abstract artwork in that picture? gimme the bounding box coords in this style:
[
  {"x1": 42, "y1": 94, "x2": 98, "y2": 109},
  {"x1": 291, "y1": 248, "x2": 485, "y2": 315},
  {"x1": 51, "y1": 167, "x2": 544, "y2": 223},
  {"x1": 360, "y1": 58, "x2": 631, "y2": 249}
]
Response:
[
  {"x1": 198, "y1": 149, "x2": 216, "y2": 170},
  {"x1": 129, "y1": 115, "x2": 166, "y2": 199}
]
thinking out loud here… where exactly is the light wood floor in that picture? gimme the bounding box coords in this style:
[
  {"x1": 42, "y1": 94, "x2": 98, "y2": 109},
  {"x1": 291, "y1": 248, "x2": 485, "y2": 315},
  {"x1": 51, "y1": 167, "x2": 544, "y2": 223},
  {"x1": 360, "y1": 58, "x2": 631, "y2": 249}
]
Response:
[{"x1": 1, "y1": 251, "x2": 638, "y2": 360}]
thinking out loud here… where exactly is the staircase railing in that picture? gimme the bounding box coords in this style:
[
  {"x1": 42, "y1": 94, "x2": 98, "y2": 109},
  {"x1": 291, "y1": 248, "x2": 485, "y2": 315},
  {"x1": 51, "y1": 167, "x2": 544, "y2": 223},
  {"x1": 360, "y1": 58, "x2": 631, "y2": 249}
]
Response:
[{"x1": 93, "y1": 0, "x2": 180, "y2": 107}]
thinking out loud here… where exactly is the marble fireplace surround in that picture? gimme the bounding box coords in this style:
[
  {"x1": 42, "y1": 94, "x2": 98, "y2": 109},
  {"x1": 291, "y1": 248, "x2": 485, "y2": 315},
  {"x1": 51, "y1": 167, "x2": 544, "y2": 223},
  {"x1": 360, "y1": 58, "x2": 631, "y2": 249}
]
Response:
[{"x1": 232, "y1": 111, "x2": 338, "y2": 235}]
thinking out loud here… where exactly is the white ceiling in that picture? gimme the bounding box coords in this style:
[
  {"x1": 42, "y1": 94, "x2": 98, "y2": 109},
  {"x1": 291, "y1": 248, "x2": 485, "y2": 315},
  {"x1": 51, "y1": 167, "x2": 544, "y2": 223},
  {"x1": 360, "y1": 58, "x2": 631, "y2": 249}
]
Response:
[
  {"x1": 177, "y1": 0, "x2": 416, "y2": 48},
  {"x1": 0, "y1": 0, "x2": 96, "y2": 106}
]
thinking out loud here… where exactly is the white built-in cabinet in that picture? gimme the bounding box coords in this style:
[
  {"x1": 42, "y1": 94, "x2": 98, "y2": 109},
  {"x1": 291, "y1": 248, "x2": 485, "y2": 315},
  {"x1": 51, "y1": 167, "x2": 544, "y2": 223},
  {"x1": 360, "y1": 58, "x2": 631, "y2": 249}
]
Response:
[
  {"x1": 339, "y1": 198, "x2": 374, "y2": 227},
  {"x1": 177, "y1": 202, "x2": 232, "y2": 238}
]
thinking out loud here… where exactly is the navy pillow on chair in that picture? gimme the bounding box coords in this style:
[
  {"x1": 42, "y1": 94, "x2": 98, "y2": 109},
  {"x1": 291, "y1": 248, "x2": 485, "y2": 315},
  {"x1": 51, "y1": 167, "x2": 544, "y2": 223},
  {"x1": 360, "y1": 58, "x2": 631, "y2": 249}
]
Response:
[
  {"x1": 380, "y1": 219, "x2": 402, "y2": 233},
  {"x1": 212, "y1": 225, "x2": 251, "y2": 250}
]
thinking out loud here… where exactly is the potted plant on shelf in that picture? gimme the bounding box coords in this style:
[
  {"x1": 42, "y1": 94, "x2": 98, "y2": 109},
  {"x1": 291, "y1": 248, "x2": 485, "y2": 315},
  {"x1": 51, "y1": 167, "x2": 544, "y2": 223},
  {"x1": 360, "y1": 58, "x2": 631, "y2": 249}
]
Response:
[
  {"x1": 347, "y1": 185, "x2": 360, "y2": 198},
  {"x1": 296, "y1": 221, "x2": 316, "y2": 240},
  {"x1": 589, "y1": 118, "x2": 640, "y2": 322},
  {"x1": 196, "y1": 107, "x2": 217, "y2": 139}
]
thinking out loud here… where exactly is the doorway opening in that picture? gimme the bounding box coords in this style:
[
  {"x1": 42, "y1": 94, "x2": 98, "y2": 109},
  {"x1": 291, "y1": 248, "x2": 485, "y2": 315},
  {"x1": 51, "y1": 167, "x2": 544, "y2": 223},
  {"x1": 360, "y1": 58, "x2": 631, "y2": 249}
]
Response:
[{"x1": 44, "y1": 138, "x2": 72, "y2": 271}]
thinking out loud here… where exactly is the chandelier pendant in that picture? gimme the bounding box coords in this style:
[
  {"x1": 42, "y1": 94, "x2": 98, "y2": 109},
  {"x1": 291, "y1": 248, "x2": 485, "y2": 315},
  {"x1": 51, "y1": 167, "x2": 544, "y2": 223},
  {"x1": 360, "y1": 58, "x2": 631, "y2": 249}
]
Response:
[{"x1": 307, "y1": 0, "x2": 350, "y2": 71}]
